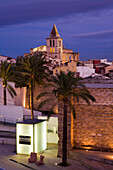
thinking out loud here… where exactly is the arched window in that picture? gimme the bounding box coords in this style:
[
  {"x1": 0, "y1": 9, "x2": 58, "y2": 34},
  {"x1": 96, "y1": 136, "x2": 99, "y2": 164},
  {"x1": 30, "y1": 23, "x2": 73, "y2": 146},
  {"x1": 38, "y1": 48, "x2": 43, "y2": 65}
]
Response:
[
  {"x1": 53, "y1": 40, "x2": 55, "y2": 46},
  {"x1": 59, "y1": 48, "x2": 61, "y2": 53},
  {"x1": 50, "y1": 40, "x2": 52, "y2": 46},
  {"x1": 59, "y1": 40, "x2": 61, "y2": 47},
  {"x1": 69, "y1": 56, "x2": 71, "y2": 62},
  {"x1": 50, "y1": 47, "x2": 52, "y2": 53},
  {"x1": 76, "y1": 55, "x2": 79, "y2": 61},
  {"x1": 53, "y1": 48, "x2": 55, "y2": 53}
]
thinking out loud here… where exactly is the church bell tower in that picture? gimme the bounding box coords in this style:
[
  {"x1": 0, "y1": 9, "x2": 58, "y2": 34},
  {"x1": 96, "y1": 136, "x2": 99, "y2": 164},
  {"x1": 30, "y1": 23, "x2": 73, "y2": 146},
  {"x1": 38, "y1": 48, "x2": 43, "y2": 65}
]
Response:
[{"x1": 46, "y1": 24, "x2": 63, "y2": 61}]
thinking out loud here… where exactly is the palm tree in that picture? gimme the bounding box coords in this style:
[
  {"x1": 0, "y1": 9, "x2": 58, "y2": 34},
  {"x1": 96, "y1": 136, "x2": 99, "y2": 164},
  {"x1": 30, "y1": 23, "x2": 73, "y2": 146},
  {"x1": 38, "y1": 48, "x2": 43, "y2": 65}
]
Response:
[
  {"x1": 15, "y1": 54, "x2": 49, "y2": 119},
  {"x1": 0, "y1": 60, "x2": 17, "y2": 105},
  {"x1": 37, "y1": 71, "x2": 96, "y2": 166}
]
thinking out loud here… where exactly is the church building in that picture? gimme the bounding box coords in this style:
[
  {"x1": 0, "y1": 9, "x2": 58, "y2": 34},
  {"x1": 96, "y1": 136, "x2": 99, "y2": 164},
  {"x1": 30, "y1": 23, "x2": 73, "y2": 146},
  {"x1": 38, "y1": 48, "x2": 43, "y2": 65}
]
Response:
[{"x1": 25, "y1": 24, "x2": 79, "y2": 72}]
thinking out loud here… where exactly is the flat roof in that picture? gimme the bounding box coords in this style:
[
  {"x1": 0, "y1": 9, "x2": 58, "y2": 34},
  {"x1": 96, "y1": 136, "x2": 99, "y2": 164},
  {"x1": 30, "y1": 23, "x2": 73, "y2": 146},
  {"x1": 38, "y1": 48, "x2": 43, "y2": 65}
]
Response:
[
  {"x1": 85, "y1": 83, "x2": 113, "y2": 88},
  {"x1": 17, "y1": 119, "x2": 46, "y2": 124}
]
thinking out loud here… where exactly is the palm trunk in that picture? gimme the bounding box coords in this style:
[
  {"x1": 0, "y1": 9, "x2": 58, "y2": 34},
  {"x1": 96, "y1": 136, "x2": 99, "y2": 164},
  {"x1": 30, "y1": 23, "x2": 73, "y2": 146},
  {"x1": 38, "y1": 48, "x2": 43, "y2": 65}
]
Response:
[
  {"x1": 62, "y1": 101, "x2": 68, "y2": 166},
  {"x1": 28, "y1": 87, "x2": 30, "y2": 109},
  {"x1": 4, "y1": 86, "x2": 6, "y2": 105},
  {"x1": 30, "y1": 79, "x2": 34, "y2": 119}
]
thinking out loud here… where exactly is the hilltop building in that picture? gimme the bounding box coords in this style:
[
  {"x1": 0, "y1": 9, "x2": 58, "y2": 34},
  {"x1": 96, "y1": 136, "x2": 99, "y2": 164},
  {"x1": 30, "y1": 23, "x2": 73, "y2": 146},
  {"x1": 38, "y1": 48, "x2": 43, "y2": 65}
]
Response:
[
  {"x1": 25, "y1": 24, "x2": 79, "y2": 72},
  {"x1": 0, "y1": 55, "x2": 16, "y2": 64}
]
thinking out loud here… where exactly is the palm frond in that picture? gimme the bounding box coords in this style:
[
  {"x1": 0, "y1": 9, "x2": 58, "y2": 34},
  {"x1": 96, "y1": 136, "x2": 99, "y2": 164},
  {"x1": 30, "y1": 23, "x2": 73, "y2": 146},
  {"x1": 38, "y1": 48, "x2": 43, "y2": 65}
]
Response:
[
  {"x1": 36, "y1": 70, "x2": 96, "y2": 121},
  {"x1": 71, "y1": 104, "x2": 76, "y2": 119},
  {"x1": 47, "y1": 101, "x2": 59, "y2": 120},
  {"x1": 7, "y1": 84, "x2": 17, "y2": 98},
  {"x1": 37, "y1": 98, "x2": 53, "y2": 110},
  {"x1": 36, "y1": 92, "x2": 51, "y2": 100}
]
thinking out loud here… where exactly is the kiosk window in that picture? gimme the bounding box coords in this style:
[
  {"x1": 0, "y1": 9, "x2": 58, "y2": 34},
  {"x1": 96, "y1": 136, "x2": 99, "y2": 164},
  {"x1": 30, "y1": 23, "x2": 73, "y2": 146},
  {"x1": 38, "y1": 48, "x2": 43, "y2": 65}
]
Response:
[{"x1": 19, "y1": 136, "x2": 31, "y2": 145}]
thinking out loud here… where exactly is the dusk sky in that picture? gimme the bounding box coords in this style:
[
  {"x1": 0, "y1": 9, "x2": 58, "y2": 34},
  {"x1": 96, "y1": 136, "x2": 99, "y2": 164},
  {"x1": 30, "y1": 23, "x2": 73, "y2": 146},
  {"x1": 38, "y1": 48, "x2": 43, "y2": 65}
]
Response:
[{"x1": 0, "y1": 0, "x2": 113, "y2": 61}]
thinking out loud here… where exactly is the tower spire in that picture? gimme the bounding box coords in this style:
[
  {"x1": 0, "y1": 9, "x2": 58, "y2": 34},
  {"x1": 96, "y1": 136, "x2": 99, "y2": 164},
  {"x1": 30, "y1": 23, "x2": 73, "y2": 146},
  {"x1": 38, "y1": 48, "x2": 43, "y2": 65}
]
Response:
[{"x1": 49, "y1": 24, "x2": 60, "y2": 38}]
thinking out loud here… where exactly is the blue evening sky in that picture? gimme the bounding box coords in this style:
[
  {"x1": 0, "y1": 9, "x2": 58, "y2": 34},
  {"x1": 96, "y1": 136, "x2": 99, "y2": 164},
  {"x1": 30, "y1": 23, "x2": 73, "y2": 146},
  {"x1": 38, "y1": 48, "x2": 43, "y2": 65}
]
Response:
[{"x1": 0, "y1": 0, "x2": 113, "y2": 61}]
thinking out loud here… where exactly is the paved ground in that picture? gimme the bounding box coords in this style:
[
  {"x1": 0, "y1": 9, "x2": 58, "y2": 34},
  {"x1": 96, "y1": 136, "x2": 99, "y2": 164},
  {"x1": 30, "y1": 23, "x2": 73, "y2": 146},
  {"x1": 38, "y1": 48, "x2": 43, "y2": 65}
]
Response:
[
  {"x1": 0, "y1": 144, "x2": 113, "y2": 170},
  {"x1": 73, "y1": 149, "x2": 113, "y2": 161},
  {"x1": 70, "y1": 149, "x2": 113, "y2": 170}
]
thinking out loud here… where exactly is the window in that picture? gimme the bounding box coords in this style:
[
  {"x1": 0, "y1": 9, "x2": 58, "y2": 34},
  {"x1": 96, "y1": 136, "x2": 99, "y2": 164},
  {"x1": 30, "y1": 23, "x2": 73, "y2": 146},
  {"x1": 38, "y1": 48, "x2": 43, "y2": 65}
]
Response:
[
  {"x1": 76, "y1": 55, "x2": 79, "y2": 61},
  {"x1": 53, "y1": 48, "x2": 55, "y2": 53},
  {"x1": 65, "y1": 62, "x2": 68, "y2": 66},
  {"x1": 53, "y1": 40, "x2": 55, "y2": 46},
  {"x1": 69, "y1": 56, "x2": 71, "y2": 62},
  {"x1": 59, "y1": 48, "x2": 61, "y2": 53},
  {"x1": 59, "y1": 40, "x2": 61, "y2": 47},
  {"x1": 50, "y1": 47, "x2": 52, "y2": 53},
  {"x1": 50, "y1": 40, "x2": 52, "y2": 46}
]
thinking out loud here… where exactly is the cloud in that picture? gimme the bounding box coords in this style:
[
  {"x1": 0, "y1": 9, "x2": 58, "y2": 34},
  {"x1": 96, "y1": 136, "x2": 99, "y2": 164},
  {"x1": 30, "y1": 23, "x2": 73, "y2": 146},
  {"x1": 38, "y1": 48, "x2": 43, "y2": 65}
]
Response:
[
  {"x1": 71, "y1": 30, "x2": 113, "y2": 39},
  {"x1": 0, "y1": 0, "x2": 113, "y2": 27}
]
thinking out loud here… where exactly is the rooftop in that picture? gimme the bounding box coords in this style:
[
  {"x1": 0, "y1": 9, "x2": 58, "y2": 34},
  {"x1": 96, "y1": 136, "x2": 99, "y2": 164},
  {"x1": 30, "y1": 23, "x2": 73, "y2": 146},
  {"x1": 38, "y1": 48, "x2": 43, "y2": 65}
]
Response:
[
  {"x1": 82, "y1": 75, "x2": 113, "y2": 84},
  {"x1": 17, "y1": 119, "x2": 46, "y2": 124},
  {"x1": 49, "y1": 24, "x2": 60, "y2": 38}
]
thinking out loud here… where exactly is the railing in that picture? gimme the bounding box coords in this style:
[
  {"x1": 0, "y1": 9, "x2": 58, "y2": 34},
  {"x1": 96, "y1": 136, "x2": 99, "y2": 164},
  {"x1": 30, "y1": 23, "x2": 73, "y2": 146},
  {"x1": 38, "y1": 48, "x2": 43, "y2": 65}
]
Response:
[
  {"x1": 23, "y1": 115, "x2": 38, "y2": 120},
  {"x1": 0, "y1": 116, "x2": 22, "y2": 124},
  {"x1": 0, "y1": 115, "x2": 39, "y2": 124}
]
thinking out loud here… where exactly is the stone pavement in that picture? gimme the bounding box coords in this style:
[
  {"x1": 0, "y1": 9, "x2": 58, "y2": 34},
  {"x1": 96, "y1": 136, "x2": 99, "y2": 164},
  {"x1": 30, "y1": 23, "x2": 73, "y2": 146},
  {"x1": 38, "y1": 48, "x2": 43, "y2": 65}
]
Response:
[
  {"x1": 0, "y1": 144, "x2": 113, "y2": 170},
  {"x1": 70, "y1": 149, "x2": 113, "y2": 169}
]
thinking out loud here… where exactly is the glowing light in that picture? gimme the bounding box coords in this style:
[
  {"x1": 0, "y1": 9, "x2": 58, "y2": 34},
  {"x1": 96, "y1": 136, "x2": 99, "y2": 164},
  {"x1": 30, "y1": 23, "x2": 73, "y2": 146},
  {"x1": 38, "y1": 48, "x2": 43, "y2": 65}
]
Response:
[
  {"x1": 16, "y1": 121, "x2": 47, "y2": 155},
  {"x1": 33, "y1": 47, "x2": 38, "y2": 52},
  {"x1": 106, "y1": 155, "x2": 113, "y2": 159},
  {"x1": 50, "y1": 47, "x2": 52, "y2": 53},
  {"x1": 83, "y1": 147, "x2": 92, "y2": 150},
  {"x1": 16, "y1": 124, "x2": 33, "y2": 155},
  {"x1": 0, "y1": 116, "x2": 2, "y2": 118},
  {"x1": 53, "y1": 48, "x2": 55, "y2": 53},
  {"x1": 34, "y1": 121, "x2": 47, "y2": 153}
]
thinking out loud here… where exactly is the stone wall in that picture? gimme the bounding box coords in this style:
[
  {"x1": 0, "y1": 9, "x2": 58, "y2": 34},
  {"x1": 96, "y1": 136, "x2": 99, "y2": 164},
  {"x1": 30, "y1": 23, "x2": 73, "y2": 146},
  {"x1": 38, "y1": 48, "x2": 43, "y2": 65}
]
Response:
[
  {"x1": 25, "y1": 83, "x2": 58, "y2": 113},
  {"x1": 73, "y1": 87, "x2": 113, "y2": 151}
]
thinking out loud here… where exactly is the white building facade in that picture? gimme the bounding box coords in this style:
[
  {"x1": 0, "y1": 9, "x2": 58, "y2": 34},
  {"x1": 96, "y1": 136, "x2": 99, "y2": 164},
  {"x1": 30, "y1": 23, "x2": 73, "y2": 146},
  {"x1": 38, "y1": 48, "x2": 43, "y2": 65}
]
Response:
[{"x1": 77, "y1": 66, "x2": 95, "y2": 78}]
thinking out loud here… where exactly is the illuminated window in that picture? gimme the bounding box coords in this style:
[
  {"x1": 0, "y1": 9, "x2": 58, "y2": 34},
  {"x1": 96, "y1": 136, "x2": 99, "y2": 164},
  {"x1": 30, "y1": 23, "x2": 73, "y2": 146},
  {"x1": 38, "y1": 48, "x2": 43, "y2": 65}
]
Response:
[
  {"x1": 53, "y1": 40, "x2": 55, "y2": 46},
  {"x1": 53, "y1": 48, "x2": 55, "y2": 53},
  {"x1": 69, "y1": 56, "x2": 71, "y2": 62},
  {"x1": 76, "y1": 55, "x2": 79, "y2": 61},
  {"x1": 50, "y1": 47, "x2": 52, "y2": 53},
  {"x1": 75, "y1": 56, "x2": 78, "y2": 61},
  {"x1": 50, "y1": 40, "x2": 52, "y2": 46}
]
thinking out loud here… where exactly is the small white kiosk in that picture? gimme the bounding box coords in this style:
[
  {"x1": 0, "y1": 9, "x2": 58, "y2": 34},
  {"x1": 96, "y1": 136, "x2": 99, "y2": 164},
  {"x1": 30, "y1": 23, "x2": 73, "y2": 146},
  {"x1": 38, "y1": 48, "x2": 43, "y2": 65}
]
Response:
[{"x1": 16, "y1": 119, "x2": 47, "y2": 155}]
